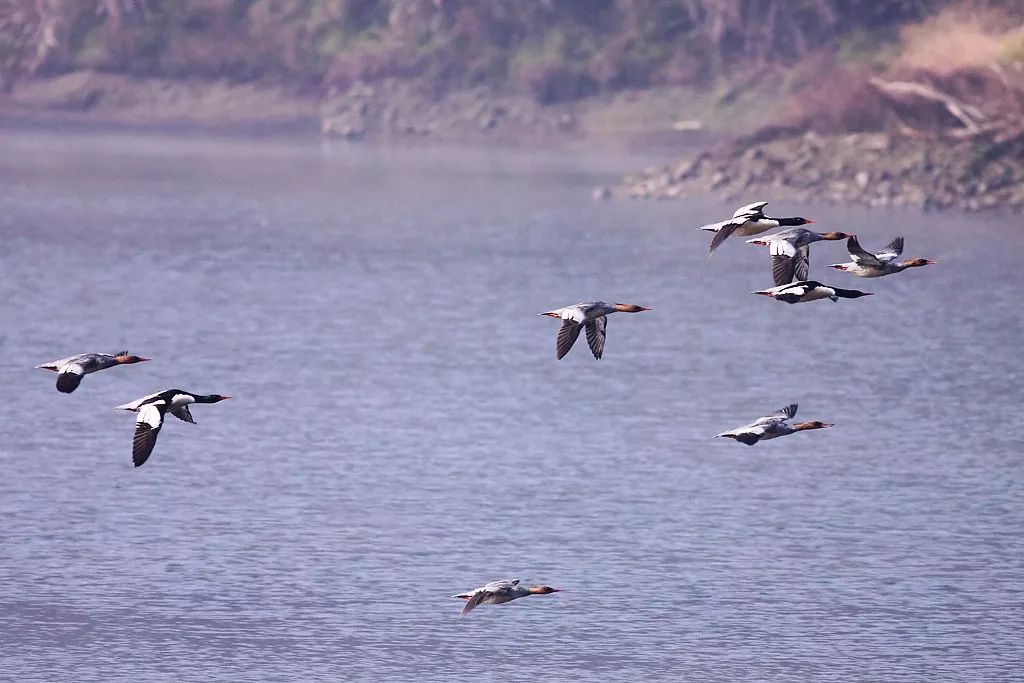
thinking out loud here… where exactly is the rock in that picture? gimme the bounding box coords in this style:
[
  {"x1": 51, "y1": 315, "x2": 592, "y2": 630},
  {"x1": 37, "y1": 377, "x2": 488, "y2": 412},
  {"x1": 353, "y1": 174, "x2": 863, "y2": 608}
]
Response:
[
  {"x1": 855, "y1": 171, "x2": 871, "y2": 189},
  {"x1": 592, "y1": 186, "x2": 612, "y2": 201}
]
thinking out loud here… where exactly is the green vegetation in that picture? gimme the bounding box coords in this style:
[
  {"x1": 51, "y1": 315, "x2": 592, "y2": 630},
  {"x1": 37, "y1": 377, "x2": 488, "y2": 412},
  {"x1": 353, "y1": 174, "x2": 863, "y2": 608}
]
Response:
[{"x1": 0, "y1": 0, "x2": 970, "y2": 96}]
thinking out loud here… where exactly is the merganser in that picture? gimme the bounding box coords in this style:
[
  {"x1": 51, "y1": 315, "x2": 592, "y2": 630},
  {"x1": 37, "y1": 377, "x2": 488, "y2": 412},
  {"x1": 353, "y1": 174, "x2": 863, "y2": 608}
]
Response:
[
  {"x1": 115, "y1": 389, "x2": 230, "y2": 467},
  {"x1": 452, "y1": 578, "x2": 563, "y2": 619},
  {"x1": 699, "y1": 201, "x2": 815, "y2": 254},
  {"x1": 35, "y1": 351, "x2": 150, "y2": 393},
  {"x1": 747, "y1": 228, "x2": 852, "y2": 286},
  {"x1": 716, "y1": 403, "x2": 833, "y2": 445},
  {"x1": 752, "y1": 280, "x2": 872, "y2": 304},
  {"x1": 827, "y1": 235, "x2": 937, "y2": 278},
  {"x1": 539, "y1": 301, "x2": 650, "y2": 360}
]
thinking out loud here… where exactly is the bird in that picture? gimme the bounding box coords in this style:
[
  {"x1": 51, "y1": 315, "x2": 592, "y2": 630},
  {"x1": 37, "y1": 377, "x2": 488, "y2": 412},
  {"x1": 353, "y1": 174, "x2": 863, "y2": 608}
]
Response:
[
  {"x1": 698, "y1": 201, "x2": 816, "y2": 254},
  {"x1": 35, "y1": 351, "x2": 150, "y2": 393},
  {"x1": 716, "y1": 404, "x2": 833, "y2": 445},
  {"x1": 746, "y1": 228, "x2": 853, "y2": 286},
  {"x1": 751, "y1": 280, "x2": 873, "y2": 304},
  {"x1": 115, "y1": 389, "x2": 231, "y2": 467},
  {"x1": 539, "y1": 302, "x2": 650, "y2": 360},
  {"x1": 452, "y1": 578, "x2": 563, "y2": 618},
  {"x1": 827, "y1": 235, "x2": 937, "y2": 278}
]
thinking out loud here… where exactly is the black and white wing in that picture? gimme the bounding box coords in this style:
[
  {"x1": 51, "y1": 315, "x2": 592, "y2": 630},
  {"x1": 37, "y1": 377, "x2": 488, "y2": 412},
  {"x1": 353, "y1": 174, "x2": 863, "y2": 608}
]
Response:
[
  {"x1": 717, "y1": 423, "x2": 767, "y2": 445},
  {"x1": 132, "y1": 403, "x2": 166, "y2": 467},
  {"x1": 584, "y1": 316, "x2": 607, "y2": 359},
  {"x1": 732, "y1": 428, "x2": 765, "y2": 446},
  {"x1": 754, "y1": 404, "x2": 798, "y2": 425},
  {"x1": 876, "y1": 235, "x2": 904, "y2": 263},
  {"x1": 846, "y1": 236, "x2": 882, "y2": 266},
  {"x1": 770, "y1": 240, "x2": 809, "y2": 286},
  {"x1": 556, "y1": 320, "x2": 583, "y2": 360},
  {"x1": 707, "y1": 217, "x2": 751, "y2": 254},
  {"x1": 171, "y1": 406, "x2": 196, "y2": 424},
  {"x1": 733, "y1": 201, "x2": 768, "y2": 218},
  {"x1": 55, "y1": 363, "x2": 85, "y2": 393}
]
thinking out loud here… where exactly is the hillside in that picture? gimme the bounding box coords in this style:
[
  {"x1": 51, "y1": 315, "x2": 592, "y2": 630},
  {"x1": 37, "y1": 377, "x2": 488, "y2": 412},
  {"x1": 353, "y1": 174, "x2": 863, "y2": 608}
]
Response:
[{"x1": 2, "y1": 1, "x2": 1023, "y2": 208}]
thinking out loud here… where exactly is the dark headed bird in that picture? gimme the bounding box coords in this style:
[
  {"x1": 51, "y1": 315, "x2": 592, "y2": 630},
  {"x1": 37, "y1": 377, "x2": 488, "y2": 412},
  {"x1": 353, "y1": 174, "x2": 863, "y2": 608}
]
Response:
[
  {"x1": 699, "y1": 201, "x2": 816, "y2": 254},
  {"x1": 115, "y1": 389, "x2": 230, "y2": 467},
  {"x1": 751, "y1": 280, "x2": 873, "y2": 304}
]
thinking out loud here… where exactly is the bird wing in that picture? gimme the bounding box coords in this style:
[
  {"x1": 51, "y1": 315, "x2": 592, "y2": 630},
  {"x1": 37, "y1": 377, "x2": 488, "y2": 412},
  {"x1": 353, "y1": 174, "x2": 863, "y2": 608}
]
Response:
[
  {"x1": 707, "y1": 218, "x2": 748, "y2": 254},
  {"x1": 556, "y1": 320, "x2": 583, "y2": 360},
  {"x1": 115, "y1": 390, "x2": 166, "y2": 412},
  {"x1": 132, "y1": 403, "x2": 166, "y2": 467},
  {"x1": 793, "y1": 245, "x2": 810, "y2": 282},
  {"x1": 719, "y1": 423, "x2": 767, "y2": 445},
  {"x1": 877, "y1": 235, "x2": 904, "y2": 262},
  {"x1": 460, "y1": 589, "x2": 490, "y2": 618},
  {"x1": 754, "y1": 404, "x2": 798, "y2": 424},
  {"x1": 733, "y1": 201, "x2": 768, "y2": 218},
  {"x1": 55, "y1": 363, "x2": 85, "y2": 393},
  {"x1": 769, "y1": 238, "x2": 801, "y2": 286},
  {"x1": 846, "y1": 236, "x2": 882, "y2": 266},
  {"x1": 585, "y1": 316, "x2": 607, "y2": 359},
  {"x1": 171, "y1": 405, "x2": 196, "y2": 424},
  {"x1": 733, "y1": 428, "x2": 765, "y2": 446}
]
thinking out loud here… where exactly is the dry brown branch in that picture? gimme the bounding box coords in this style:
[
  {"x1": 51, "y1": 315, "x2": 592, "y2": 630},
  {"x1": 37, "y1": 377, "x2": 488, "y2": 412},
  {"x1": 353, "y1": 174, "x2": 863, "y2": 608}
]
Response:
[{"x1": 869, "y1": 76, "x2": 989, "y2": 131}]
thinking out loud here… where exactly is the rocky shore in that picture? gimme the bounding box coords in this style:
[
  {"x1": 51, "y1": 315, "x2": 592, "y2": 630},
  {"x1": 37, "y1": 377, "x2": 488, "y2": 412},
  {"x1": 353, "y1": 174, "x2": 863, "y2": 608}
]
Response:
[{"x1": 620, "y1": 131, "x2": 1024, "y2": 211}]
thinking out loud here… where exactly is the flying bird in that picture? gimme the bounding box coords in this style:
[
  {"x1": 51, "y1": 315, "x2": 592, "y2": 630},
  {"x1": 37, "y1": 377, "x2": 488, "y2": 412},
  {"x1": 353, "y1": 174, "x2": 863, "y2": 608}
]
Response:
[
  {"x1": 115, "y1": 389, "x2": 231, "y2": 467},
  {"x1": 539, "y1": 301, "x2": 650, "y2": 360},
  {"x1": 35, "y1": 351, "x2": 150, "y2": 393},
  {"x1": 751, "y1": 280, "x2": 873, "y2": 304},
  {"x1": 747, "y1": 228, "x2": 853, "y2": 286},
  {"x1": 716, "y1": 404, "x2": 833, "y2": 445},
  {"x1": 827, "y1": 235, "x2": 936, "y2": 278},
  {"x1": 452, "y1": 578, "x2": 563, "y2": 619},
  {"x1": 698, "y1": 201, "x2": 816, "y2": 254}
]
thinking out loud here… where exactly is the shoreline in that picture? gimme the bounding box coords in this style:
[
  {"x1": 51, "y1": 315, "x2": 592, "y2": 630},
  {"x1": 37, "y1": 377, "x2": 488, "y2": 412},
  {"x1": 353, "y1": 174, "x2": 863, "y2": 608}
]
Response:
[{"x1": 619, "y1": 131, "x2": 1024, "y2": 212}]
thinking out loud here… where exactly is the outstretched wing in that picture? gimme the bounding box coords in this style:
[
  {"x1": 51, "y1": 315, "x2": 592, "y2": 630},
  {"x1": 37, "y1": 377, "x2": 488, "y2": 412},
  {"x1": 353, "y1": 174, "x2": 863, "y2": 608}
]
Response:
[
  {"x1": 171, "y1": 406, "x2": 196, "y2": 424},
  {"x1": 754, "y1": 404, "x2": 798, "y2": 424},
  {"x1": 55, "y1": 365, "x2": 85, "y2": 393},
  {"x1": 556, "y1": 320, "x2": 582, "y2": 360},
  {"x1": 733, "y1": 201, "x2": 768, "y2": 218},
  {"x1": 706, "y1": 218, "x2": 744, "y2": 254},
  {"x1": 132, "y1": 404, "x2": 165, "y2": 467},
  {"x1": 460, "y1": 590, "x2": 490, "y2": 618},
  {"x1": 770, "y1": 239, "x2": 806, "y2": 286},
  {"x1": 846, "y1": 236, "x2": 882, "y2": 266},
  {"x1": 585, "y1": 316, "x2": 607, "y2": 359},
  {"x1": 877, "y1": 235, "x2": 904, "y2": 262}
]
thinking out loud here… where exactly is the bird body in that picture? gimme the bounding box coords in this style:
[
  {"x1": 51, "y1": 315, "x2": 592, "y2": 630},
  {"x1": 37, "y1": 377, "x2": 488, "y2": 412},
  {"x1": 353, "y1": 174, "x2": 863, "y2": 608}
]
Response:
[
  {"x1": 452, "y1": 578, "x2": 563, "y2": 618},
  {"x1": 115, "y1": 389, "x2": 230, "y2": 467},
  {"x1": 716, "y1": 404, "x2": 832, "y2": 445},
  {"x1": 35, "y1": 351, "x2": 149, "y2": 393},
  {"x1": 699, "y1": 202, "x2": 815, "y2": 254},
  {"x1": 747, "y1": 228, "x2": 852, "y2": 286},
  {"x1": 751, "y1": 280, "x2": 873, "y2": 304},
  {"x1": 827, "y1": 235, "x2": 936, "y2": 278},
  {"x1": 539, "y1": 301, "x2": 649, "y2": 359}
]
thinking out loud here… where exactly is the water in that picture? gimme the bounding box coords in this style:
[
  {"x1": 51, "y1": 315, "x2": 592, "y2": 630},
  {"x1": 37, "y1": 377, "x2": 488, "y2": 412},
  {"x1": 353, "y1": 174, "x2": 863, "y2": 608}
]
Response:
[{"x1": 1, "y1": 130, "x2": 1021, "y2": 681}]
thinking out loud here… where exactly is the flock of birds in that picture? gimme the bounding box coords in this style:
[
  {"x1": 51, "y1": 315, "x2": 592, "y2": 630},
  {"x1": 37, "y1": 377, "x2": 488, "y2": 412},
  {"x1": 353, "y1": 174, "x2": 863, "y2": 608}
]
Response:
[{"x1": 33, "y1": 200, "x2": 936, "y2": 618}]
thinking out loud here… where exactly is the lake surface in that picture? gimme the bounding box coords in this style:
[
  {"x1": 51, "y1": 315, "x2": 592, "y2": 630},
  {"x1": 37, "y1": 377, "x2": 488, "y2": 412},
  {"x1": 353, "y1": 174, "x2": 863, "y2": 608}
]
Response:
[{"x1": 1, "y1": 130, "x2": 1021, "y2": 681}]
